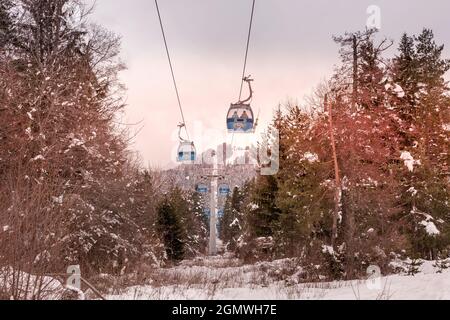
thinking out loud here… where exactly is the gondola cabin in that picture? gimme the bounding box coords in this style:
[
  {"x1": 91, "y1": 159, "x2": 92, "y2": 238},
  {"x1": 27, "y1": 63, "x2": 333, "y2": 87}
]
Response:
[
  {"x1": 196, "y1": 183, "x2": 209, "y2": 194},
  {"x1": 227, "y1": 104, "x2": 254, "y2": 133},
  {"x1": 177, "y1": 141, "x2": 196, "y2": 163},
  {"x1": 218, "y1": 184, "x2": 231, "y2": 196}
]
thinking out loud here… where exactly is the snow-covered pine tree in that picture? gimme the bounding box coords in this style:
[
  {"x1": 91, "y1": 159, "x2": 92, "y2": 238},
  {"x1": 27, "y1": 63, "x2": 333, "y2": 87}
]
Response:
[
  {"x1": 245, "y1": 175, "x2": 280, "y2": 240},
  {"x1": 156, "y1": 187, "x2": 209, "y2": 260},
  {"x1": 220, "y1": 187, "x2": 244, "y2": 251},
  {"x1": 184, "y1": 191, "x2": 209, "y2": 257},
  {"x1": 392, "y1": 33, "x2": 420, "y2": 125},
  {"x1": 274, "y1": 105, "x2": 330, "y2": 257},
  {"x1": 406, "y1": 258, "x2": 423, "y2": 276},
  {"x1": 332, "y1": 29, "x2": 392, "y2": 110},
  {"x1": 392, "y1": 29, "x2": 450, "y2": 260},
  {"x1": 327, "y1": 31, "x2": 403, "y2": 276},
  {"x1": 157, "y1": 196, "x2": 185, "y2": 262},
  {"x1": 237, "y1": 177, "x2": 280, "y2": 261}
]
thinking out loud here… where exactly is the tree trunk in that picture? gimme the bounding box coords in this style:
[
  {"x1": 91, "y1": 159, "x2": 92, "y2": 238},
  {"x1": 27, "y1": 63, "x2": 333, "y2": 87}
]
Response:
[
  {"x1": 352, "y1": 35, "x2": 358, "y2": 109},
  {"x1": 326, "y1": 94, "x2": 341, "y2": 247}
]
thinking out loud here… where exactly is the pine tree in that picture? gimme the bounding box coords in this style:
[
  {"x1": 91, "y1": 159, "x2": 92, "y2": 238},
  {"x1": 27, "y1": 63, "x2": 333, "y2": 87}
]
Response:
[
  {"x1": 220, "y1": 187, "x2": 244, "y2": 251},
  {"x1": 333, "y1": 29, "x2": 392, "y2": 110},
  {"x1": 246, "y1": 175, "x2": 280, "y2": 239},
  {"x1": 415, "y1": 29, "x2": 450, "y2": 88},
  {"x1": 392, "y1": 29, "x2": 450, "y2": 260},
  {"x1": 157, "y1": 198, "x2": 185, "y2": 262},
  {"x1": 358, "y1": 36, "x2": 390, "y2": 109},
  {"x1": 274, "y1": 105, "x2": 331, "y2": 256},
  {"x1": 434, "y1": 256, "x2": 450, "y2": 273},
  {"x1": 0, "y1": 0, "x2": 13, "y2": 48},
  {"x1": 393, "y1": 33, "x2": 419, "y2": 123},
  {"x1": 184, "y1": 191, "x2": 208, "y2": 256},
  {"x1": 414, "y1": 29, "x2": 450, "y2": 165},
  {"x1": 157, "y1": 187, "x2": 209, "y2": 259},
  {"x1": 406, "y1": 259, "x2": 423, "y2": 276}
]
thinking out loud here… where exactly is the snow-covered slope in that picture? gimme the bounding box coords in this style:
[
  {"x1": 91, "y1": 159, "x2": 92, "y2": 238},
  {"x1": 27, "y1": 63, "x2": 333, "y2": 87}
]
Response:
[{"x1": 107, "y1": 256, "x2": 450, "y2": 300}]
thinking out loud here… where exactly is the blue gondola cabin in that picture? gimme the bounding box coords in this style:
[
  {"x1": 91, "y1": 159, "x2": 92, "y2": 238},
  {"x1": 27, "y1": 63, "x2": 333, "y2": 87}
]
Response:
[
  {"x1": 177, "y1": 141, "x2": 196, "y2": 163},
  {"x1": 227, "y1": 104, "x2": 254, "y2": 133}
]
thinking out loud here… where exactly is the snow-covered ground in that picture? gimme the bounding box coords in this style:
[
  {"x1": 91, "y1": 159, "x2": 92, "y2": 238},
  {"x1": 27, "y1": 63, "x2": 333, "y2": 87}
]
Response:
[{"x1": 107, "y1": 255, "x2": 450, "y2": 300}]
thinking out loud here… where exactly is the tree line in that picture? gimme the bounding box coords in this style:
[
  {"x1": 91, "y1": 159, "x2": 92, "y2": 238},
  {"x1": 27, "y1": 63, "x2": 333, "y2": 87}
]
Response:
[
  {"x1": 220, "y1": 28, "x2": 450, "y2": 280},
  {"x1": 0, "y1": 0, "x2": 207, "y2": 299}
]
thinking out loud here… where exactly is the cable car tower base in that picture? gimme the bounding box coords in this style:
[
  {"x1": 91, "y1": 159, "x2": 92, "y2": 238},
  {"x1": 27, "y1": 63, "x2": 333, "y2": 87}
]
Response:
[{"x1": 203, "y1": 153, "x2": 224, "y2": 256}]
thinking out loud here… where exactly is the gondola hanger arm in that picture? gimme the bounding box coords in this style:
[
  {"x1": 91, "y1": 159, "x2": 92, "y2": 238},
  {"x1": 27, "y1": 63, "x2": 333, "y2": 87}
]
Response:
[
  {"x1": 178, "y1": 122, "x2": 188, "y2": 142},
  {"x1": 237, "y1": 76, "x2": 254, "y2": 104}
]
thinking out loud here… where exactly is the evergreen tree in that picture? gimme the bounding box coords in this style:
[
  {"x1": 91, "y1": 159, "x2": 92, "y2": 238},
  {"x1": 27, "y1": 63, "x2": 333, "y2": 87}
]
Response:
[
  {"x1": 184, "y1": 191, "x2": 208, "y2": 257},
  {"x1": 0, "y1": 0, "x2": 13, "y2": 48},
  {"x1": 392, "y1": 29, "x2": 450, "y2": 260},
  {"x1": 415, "y1": 29, "x2": 450, "y2": 88},
  {"x1": 393, "y1": 33, "x2": 419, "y2": 123},
  {"x1": 333, "y1": 29, "x2": 392, "y2": 110},
  {"x1": 274, "y1": 105, "x2": 331, "y2": 256},
  {"x1": 406, "y1": 259, "x2": 423, "y2": 276},
  {"x1": 157, "y1": 187, "x2": 208, "y2": 259},
  {"x1": 235, "y1": 28, "x2": 449, "y2": 274},
  {"x1": 157, "y1": 197, "x2": 185, "y2": 262},
  {"x1": 1, "y1": 0, "x2": 157, "y2": 277},
  {"x1": 358, "y1": 36, "x2": 389, "y2": 109},
  {"x1": 220, "y1": 187, "x2": 244, "y2": 251},
  {"x1": 246, "y1": 175, "x2": 280, "y2": 239}
]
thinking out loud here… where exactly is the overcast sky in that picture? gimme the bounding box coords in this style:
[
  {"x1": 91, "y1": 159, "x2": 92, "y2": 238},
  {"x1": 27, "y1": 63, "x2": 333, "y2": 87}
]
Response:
[{"x1": 87, "y1": 0, "x2": 450, "y2": 168}]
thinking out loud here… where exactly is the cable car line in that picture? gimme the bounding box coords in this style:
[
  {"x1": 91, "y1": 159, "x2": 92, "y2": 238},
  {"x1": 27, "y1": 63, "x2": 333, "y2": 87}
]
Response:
[
  {"x1": 151, "y1": 1, "x2": 260, "y2": 253},
  {"x1": 238, "y1": 0, "x2": 256, "y2": 101},
  {"x1": 228, "y1": 4, "x2": 255, "y2": 163},
  {"x1": 155, "y1": 0, "x2": 190, "y2": 141},
  {"x1": 227, "y1": 0, "x2": 257, "y2": 134}
]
